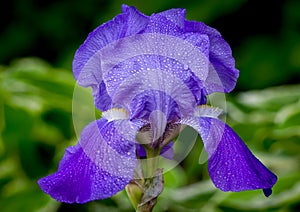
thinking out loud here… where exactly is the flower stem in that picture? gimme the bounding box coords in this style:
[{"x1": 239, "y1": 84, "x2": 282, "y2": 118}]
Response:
[
  {"x1": 145, "y1": 148, "x2": 160, "y2": 178},
  {"x1": 136, "y1": 169, "x2": 164, "y2": 212},
  {"x1": 126, "y1": 147, "x2": 164, "y2": 212}
]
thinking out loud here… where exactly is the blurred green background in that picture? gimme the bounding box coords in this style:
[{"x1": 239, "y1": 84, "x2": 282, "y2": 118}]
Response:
[{"x1": 1, "y1": 0, "x2": 300, "y2": 211}]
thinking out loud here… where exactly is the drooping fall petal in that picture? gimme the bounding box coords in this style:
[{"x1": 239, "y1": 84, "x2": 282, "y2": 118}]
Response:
[{"x1": 38, "y1": 119, "x2": 138, "y2": 203}]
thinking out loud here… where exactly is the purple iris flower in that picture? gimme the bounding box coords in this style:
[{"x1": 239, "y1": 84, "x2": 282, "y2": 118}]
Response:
[{"x1": 38, "y1": 5, "x2": 277, "y2": 203}]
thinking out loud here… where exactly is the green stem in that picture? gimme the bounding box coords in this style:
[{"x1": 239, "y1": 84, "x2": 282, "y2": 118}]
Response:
[
  {"x1": 126, "y1": 147, "x2": 164, "y2": 212},
  {"x1": 145, "y1": 148, "x2": 160, "y2": 178},
  {"x1": 136, "y1": 148, "x2": 162, "y2": 212}
]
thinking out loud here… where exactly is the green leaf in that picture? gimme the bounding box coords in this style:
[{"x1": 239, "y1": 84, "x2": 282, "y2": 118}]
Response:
[
  {"x1": 0, "y1": 97, "x2": 5, "y2": 155},
  {"x1": 0, "y1": 187, "x2": 50, "y2": 212},
  {"x1": 2, "y1": 58, "x2": 75, "y2": 114},
  {"x1": 236, "y1": 85, "x2": 300, "y2": 111}
]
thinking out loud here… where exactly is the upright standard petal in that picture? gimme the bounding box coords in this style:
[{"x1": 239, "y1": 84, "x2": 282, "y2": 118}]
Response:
[
  {"x1": 180, "y1": 117, "x2": 277, "y2": 196},
  {"x1": 104, "y1": 53, "x2": 208, "y2": 110},
  {"x1": 38, "y1": 119, "x2": 138, "y2": 203},
  {"x1": 72, "y1": 5, "x2": 149, "y2": 111},
  {"x1": 112, "y1": 69, "x2": 197, "y2": 119},
  {"x1": 156, "y1": 8, "x2": 186, "y2": 28},
  {"x1": 121, "y1": 5, "x2": 149, "y2": 36},
  {"x1": 73, "y1": 5, "x2": 219, "y2": 112},
  {"x1": 184, "y1": 21, "x2": 239, "y2": 93},
  {"x1": 73, "y1": 6, "x2": 149, "y2": 81}
]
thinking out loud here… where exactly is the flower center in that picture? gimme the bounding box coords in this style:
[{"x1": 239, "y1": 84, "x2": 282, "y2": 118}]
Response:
[
  {"x1": 194, "y1": 105, "x2": 223, "y2": 118},
  {"x1": 102, "y1": 108, "x2": 129, "y2": 122}
]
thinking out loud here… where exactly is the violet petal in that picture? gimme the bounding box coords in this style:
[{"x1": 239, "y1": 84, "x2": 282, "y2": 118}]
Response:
[
  {"x1": 111, "y1": 69, "x2": 197, "y2": 118},
  {"x1": 156, "y1": 8, "x2": 186, "y2": 28},
  {"x1": 180, "y1": 117, "x2": 277, "y2": 195},
  {"x1": 121, "y1": 4, "x2": 149, "y2": 36},
  {"x1": 106, "y1": 54, "x2": 207, "y2": 111},
  {"x1": 72, "y1": 5, "x2": 149, "y2": 111},
  {"x1": 184, "y1": 20, "x2": 239, "y2": 93},
  {"x1": 130, "y1": 90, "x2": 181, "y2": 121},
  {"x1": 73, "y1": 6, "x2": 148, "y2": 81},
  {"x1": 38, "y1": 119, "x2": 138, "y2": 203},
  {"x1": 144, "y1": 13, "x2": 183, "y2": 36}
]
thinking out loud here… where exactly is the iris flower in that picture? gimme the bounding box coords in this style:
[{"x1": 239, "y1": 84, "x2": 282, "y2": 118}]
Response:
[{"x1": 38, "y1": 5, "x2": 277, "y2": 204}]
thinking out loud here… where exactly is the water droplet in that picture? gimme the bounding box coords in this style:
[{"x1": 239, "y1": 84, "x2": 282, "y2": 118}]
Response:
[{"x1": 184, "y1": 64, "x2": 189, "y2": 70}]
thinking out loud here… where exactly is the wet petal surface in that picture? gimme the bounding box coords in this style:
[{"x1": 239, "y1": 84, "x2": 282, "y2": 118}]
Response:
[
  {"x1": 180, "y1": 116, "x2": 277, "y2": 194},
  {"x1": 184, "y1": 20, "x2": 239, "y2": 93},
  {"x1": 38, "y1": 119, "x2": 138, "y2": 203}
]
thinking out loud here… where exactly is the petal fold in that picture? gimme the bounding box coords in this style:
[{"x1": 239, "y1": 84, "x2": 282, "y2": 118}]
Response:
[
  {"x1": 156, "y1": 8, "x2": 186, "y2": 28},
  {"x1": 73, "y1": 5, "x2": 149, "y2": 111},
  {"x1": 113, "y1": 70, "x2": 196, "y2": 118},
  {"x1": 38, "y1": 119, "x2": 139, "y2": 203},
  {"x1": 73, "y1": 5, "x2": 239, "y2": 112},
  {"x1": 130, "y1": 90, "x2": 182, "y2": 121},
  {"x1": 184, "y1": 21, "x2": 239, "y2": 93},
  {"x1": 73, "y1": 5, "x2": 149, "y2": 81}
]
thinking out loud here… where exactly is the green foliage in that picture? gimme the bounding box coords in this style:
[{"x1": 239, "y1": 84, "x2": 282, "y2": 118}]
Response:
[{"x1": 0, "y1": 58, "x2": 76, "y2": 211}]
